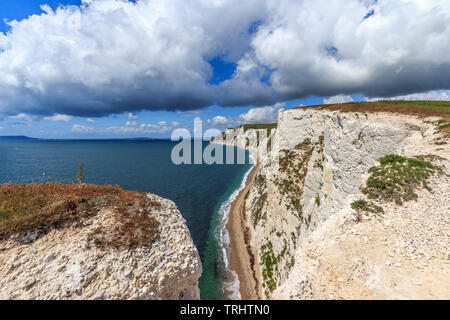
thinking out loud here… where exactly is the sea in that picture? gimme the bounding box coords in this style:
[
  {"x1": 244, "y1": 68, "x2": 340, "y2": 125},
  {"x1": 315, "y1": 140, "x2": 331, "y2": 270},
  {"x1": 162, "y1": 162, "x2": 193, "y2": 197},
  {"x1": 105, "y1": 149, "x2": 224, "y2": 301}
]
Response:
[{"x1": 0, "y1": 138, "x2": 253, "y2": 300}]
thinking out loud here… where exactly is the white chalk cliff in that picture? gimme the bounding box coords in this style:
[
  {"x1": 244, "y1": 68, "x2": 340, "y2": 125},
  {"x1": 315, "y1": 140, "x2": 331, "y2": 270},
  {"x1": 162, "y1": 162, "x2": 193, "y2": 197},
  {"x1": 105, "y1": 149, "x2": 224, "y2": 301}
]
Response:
[
  {"x1": 213, "y1": 107, "x2": 449, "y2": 299},
  {"x1": 0, "y1": 194, "x2": 202, "y2": 300}
]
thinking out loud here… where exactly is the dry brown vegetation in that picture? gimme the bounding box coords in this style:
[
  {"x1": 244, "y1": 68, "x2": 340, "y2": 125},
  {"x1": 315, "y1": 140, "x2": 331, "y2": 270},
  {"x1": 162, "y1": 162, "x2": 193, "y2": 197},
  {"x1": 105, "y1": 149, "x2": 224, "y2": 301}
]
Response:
[
  {"x1": 414, "y1": 154, "x2": 446, "y2": 161},
  {"x1": 0, "y1": 183, "x2": 160, "y2": 249},
  {"x1": 297, "y1": 100, "x2": 450, "y2": 118}
]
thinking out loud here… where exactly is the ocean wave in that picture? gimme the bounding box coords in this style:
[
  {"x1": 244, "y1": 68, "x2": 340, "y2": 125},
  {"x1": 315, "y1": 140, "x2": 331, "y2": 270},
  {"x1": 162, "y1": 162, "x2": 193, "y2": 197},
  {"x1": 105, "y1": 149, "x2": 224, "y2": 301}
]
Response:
[{"x1": 217, "y1": 150, "x2": 255, "y2": 300}]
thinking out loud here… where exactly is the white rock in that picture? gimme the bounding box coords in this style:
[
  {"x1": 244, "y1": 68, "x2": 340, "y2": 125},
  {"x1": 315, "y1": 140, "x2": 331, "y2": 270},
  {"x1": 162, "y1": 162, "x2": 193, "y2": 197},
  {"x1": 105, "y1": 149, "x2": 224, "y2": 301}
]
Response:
[{"x1": 0, "y1": 194, "x2": 202, "y2": 300}]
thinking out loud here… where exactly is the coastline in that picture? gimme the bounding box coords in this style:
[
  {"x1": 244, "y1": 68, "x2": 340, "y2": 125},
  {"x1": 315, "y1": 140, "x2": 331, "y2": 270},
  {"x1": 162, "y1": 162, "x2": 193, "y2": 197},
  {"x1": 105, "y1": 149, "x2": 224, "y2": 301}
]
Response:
[{"x1": 226, "y1": 163, "x2": 262, "y2": 300}]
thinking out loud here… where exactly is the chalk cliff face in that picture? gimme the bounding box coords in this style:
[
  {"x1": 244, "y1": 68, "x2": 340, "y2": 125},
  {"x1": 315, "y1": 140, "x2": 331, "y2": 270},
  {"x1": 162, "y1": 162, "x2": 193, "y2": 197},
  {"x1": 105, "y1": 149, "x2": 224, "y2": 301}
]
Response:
[
  {"x1": 0, "y1": 194, "x2": 202, "y2": 300},
  {"x1": 213, "y1": 108, "x2": 449, "y2": 299}
]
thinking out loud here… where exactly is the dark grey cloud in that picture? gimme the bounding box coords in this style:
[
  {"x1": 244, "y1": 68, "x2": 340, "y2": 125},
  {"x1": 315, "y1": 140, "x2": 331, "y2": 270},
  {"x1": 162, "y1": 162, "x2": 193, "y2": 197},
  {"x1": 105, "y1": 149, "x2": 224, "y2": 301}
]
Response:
[
  {"x1": 0, "y1": 0, "x2": 449, "y2": 119},
  {"x1": 0, "y1": 0, "x2": 267, "y2": 117}
]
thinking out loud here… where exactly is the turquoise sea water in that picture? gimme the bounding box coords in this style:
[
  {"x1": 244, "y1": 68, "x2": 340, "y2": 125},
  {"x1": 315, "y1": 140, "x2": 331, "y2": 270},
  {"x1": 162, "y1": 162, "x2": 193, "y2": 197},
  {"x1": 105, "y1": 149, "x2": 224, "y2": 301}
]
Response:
[{"x1": 0, "y1": 139, "x2": 252, "y2": 300}]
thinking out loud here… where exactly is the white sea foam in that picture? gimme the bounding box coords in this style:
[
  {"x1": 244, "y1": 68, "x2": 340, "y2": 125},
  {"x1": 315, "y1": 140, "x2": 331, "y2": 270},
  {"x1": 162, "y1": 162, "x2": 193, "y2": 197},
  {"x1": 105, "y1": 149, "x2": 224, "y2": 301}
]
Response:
[
  {"x1": 223, "y1": 269, "x2": 242, "y2": 300},
  {"x1": 217, "y1": 150, "x2": 255, "y2": 300}
]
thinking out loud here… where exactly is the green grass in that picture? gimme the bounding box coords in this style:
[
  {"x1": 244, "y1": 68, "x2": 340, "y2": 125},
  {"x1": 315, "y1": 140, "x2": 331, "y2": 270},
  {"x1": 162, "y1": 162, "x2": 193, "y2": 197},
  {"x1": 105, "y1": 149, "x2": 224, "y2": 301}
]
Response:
[
  {"x1": 251, "y1": 174, "x2": 268, "y2": 228},
  {"x1": 437, "y1": 121, "x2": 450, "y2": 131},
  {"x1": 277, "y1": 138, "x2": 314, "y2": 217},
  {"x1": 238, "y1": 123, "x2": 277, "y2": 132},
  {"x1": 251, "y1": 193, "x2": 268, "y2": 228},
  {"x1": 351, "y1": 199, "x2": 384, "y2": 214},
  {"x1": 314, "y1": 134, "x2": 325, "y2": 170},
  {"x1": 261, "y1": 240, "x2": 288, "y2": 298},
  {"x1": 299, "y1": 100, "x2": 450, "y2": 118},
  {"x1": 362, "y1": 154, "x2": 442, "y2": 205},
  {"x1": 371, "y1": 100, "x2": 450, "y2": 116}
]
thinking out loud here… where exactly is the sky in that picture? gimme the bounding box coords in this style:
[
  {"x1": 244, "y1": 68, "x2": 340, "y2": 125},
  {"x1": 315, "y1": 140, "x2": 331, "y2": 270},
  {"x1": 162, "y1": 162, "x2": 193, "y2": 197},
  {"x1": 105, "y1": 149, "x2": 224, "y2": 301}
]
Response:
[{"x1": 0, "y1": 0, "x2": 449, "y2": 139}]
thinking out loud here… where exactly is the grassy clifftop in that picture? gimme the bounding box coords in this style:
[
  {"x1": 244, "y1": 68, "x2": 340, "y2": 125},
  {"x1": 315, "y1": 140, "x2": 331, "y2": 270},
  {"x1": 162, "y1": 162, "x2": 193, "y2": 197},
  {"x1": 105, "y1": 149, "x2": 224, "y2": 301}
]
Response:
[
  {"x1": 222, "y1": 101, "x2": 449, "y2": 139},
  {"x1": 224, "y1": 101, "x2": 449, "y2": 133},
  {"x1": 0, "y1": 183, "x2": 160, "y2": 249},
  {"x1": 226, "y1": 123, "x2": 277, "y2": 131},
  {"x1": 297, "y1": 100, "x2": 450, "y2": 118}
]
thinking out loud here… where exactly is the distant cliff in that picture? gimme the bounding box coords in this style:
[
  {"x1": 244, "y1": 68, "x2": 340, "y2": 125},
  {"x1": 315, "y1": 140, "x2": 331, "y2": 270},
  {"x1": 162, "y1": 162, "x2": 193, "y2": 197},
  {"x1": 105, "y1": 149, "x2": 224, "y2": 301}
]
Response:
[
  {"x1": 0, "y1": 184, "x2": 202, "y2": 300},
  {"x1": 213, "y1": 102, "x2": 450, "y2": 300}
]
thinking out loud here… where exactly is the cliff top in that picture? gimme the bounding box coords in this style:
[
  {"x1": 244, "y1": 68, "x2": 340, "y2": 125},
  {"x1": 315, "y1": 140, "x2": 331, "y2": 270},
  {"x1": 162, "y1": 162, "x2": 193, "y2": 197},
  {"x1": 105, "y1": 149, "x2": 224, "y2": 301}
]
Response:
[
  {"x1": 0, "y1": 183, "x2": 160, "y2": 249},
  {"x1": 225, "y1": 123, "x2": 277, "y2": 131},
  {"x1": 222, "y1": 101, "x2": 449, "y2": 134},
  {"x1": 0, "y1": 183, "x2": 202, "y2": 300},
  {"x1": 293, "y1": 100, "x2": 450, "y2": 118},
  {"x1": 240, "y1": 123, "x2": 277, "y2": 131}
]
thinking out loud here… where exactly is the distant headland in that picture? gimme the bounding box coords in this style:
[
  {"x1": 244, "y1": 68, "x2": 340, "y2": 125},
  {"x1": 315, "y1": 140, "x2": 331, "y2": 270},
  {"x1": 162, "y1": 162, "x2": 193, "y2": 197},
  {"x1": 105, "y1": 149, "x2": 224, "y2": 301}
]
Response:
[{"x1": 0, "y1": 136, "x2": 39, "y2": 140}]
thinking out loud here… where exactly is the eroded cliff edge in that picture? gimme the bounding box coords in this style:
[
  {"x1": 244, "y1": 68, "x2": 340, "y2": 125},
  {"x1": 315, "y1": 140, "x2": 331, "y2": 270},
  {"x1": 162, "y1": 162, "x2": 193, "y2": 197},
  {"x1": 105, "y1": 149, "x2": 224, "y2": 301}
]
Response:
[
  {"x1": 213, "y1": 105, "x2": 449, "y2": 300},
  {"x1": 0, "y1": 186, "x2": 202, "y2": 300}
]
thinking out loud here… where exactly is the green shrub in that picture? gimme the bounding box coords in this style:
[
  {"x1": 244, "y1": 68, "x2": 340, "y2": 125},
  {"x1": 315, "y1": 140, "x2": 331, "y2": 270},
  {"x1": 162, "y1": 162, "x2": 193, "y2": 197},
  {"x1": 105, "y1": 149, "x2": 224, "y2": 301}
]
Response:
[
  {"x1": 378, "y1": 154, "x2": 406, "y2": 165},
  {"x1": 261, "y1": 240, "x2": 288, "y2": 298},
  {"x1": 362, "y1": 154, "x2": 441, "y2": 205},
  {"x1": 276, "y1": 143, "x2": 314, "y2": 217},
  {"x1": 251, "y1": 193, "x2": 268, "y2": 228},
  {"x1": 351, "y1": 199, "x2": 384, "y2": 214},
  {"x1": 436, "y1": 120, "x2": 450, "y2": 131},
  {"x1": 77, "y1": 162, "x2": 85, "y2": 184}
]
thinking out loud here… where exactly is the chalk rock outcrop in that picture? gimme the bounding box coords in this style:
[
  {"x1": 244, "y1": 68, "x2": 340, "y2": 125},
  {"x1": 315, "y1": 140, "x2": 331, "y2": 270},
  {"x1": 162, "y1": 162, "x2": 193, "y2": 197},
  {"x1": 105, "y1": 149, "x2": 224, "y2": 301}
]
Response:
[{"x1": 0, "y1": 194, "x2": 202, "y2": 300}]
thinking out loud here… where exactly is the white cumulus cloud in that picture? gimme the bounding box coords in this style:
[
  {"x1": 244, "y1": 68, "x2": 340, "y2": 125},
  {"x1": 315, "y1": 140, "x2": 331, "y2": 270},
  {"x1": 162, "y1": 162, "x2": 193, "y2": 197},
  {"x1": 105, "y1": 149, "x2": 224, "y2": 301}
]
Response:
[
  {"x1": 125, "y1": 121, "x2": 138, "y2": 126},
  {"x1": 324, "y1": 95, "x2": 354, "y2": 104},
  {"x1": 128, "y1": 113, "x2": 138, "y2": 120},
  {"x1": 72, "y1": 124, "x2": 94, "y2": 133},
  {"x1": 365, "y1": 90, "x2": 450, "y2": 102},
  {"x1": 236, "y1": 102, "x2": 284, "y2": 124},
  {"x1": 8, "y1": 113, "x2": 38, "y2": 122},
  {"x1": 243, "y1": 0, "x2": 450, "y2": 100},
  {"x1": 104, "y1": 122, "x2": 171, "y2": 135},
  {"x1": 43, "y1": 113, "x2": 73, "y2": 122},
  {"x1": 0, "y1": 0, "x2": 266, "y2": 117},
  {"x1": 208, "y1": 116, "x2": 233, "y2": 126}
]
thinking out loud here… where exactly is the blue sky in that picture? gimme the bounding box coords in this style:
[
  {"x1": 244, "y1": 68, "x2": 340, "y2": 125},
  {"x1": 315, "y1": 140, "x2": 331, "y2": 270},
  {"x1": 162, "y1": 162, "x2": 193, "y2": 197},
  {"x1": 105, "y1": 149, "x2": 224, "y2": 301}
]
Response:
[
  {"x1": 0, "y1": 1, "x2": 448, "y2": 139},
  {"x1": 0, "y1": 0, "x2": 81, "y2": 33}
]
